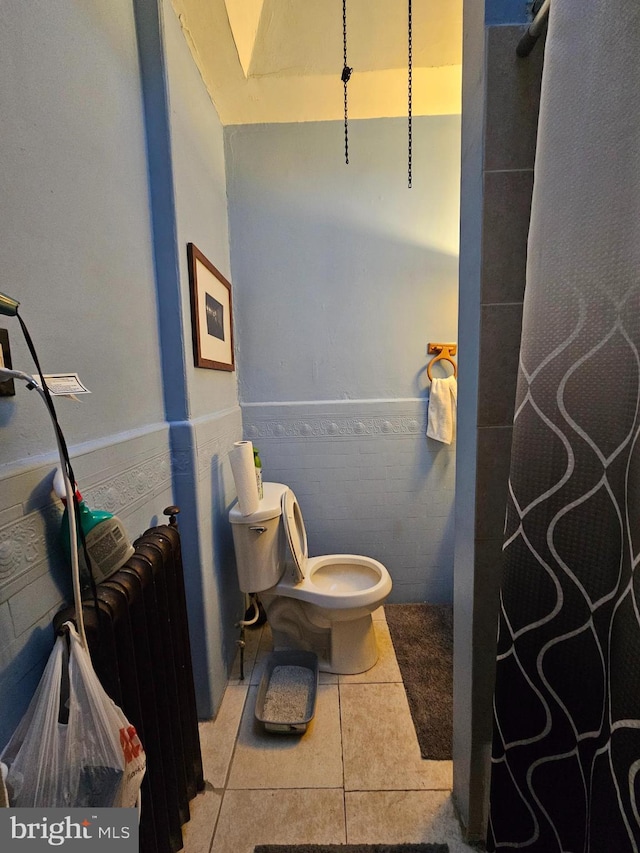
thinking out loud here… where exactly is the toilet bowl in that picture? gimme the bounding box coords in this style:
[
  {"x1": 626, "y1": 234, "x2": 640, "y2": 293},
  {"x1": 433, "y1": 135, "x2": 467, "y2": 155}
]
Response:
[{"x1": 229, "y1": 482, "x2": 392, "y2": 674}]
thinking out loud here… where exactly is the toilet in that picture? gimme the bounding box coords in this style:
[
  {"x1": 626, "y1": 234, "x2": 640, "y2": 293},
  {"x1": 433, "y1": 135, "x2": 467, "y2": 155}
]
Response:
[{"x1": 229, "y1": 482, "x2": 392, "y2": 674}]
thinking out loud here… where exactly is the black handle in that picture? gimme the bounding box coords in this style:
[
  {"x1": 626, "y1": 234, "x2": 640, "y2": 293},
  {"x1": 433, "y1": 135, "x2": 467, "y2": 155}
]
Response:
[{"x1": 163, "y1": 505, "x2": 181, "y2": 527}]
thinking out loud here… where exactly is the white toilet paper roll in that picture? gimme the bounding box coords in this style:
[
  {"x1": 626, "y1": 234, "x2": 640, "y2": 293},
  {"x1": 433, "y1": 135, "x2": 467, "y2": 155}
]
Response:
[{"x1": 230, "y1": 440, "x2": 260, "y2": 516}]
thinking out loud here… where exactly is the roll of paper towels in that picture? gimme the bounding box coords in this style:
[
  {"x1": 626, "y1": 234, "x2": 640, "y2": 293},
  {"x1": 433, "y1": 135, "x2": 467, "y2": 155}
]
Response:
[{"x1": 230, "y1": 440, "x2": 260, "y2": 515}]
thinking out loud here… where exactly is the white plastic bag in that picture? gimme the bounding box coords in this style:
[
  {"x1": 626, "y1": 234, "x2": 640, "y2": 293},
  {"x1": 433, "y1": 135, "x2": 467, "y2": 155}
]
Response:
[{"x1": 1, "y1": 622, "x2": 145, "y2": 808}]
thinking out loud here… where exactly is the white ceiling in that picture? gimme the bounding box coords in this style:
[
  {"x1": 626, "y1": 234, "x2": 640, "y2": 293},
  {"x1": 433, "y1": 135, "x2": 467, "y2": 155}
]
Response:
[{"x1": 171, "y1": 0, "x2": 463, "y2": 124}]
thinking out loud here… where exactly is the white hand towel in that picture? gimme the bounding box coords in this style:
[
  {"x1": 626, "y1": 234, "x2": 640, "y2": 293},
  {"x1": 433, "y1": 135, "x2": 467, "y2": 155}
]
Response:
[{"x1": 427, "y1": 375, "x2": 457, "y2": 444}]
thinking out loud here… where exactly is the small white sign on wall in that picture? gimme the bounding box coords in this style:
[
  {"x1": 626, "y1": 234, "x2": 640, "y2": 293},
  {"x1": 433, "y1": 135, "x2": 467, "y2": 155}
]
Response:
[{"x1": 42, "y1": 373, "x2": 91, "y2": 397}]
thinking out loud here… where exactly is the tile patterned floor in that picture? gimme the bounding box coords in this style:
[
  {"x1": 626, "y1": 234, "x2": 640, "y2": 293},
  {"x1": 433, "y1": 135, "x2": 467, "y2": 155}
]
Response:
[{"x1": 181, "y1": 607, "x2": 477, "y2": 853}]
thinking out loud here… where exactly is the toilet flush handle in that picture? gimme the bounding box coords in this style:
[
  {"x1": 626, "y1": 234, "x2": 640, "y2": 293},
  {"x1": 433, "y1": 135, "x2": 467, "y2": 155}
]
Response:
[{"x1": 250, "y1": 526, "x2": 267, "y2": 534}]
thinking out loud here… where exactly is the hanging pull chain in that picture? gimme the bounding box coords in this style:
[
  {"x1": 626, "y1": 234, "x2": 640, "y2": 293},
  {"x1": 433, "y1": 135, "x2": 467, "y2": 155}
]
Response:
[
  {"x1": 408, "y1": 0, "x2": 413, "y2": 188},
  {"x1": 342, "y1": 0, "x2": 352, "y2": 165}
]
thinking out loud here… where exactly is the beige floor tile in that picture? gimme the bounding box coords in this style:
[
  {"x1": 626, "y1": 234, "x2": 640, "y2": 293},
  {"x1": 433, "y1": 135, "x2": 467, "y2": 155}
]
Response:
[
  {"x1": 227, "y1": 684, "x2": 343, "y2": 789},
  {"x1": 181, "y1": 784, "x2": 223, "y2": 853},
  {"x1": 345, "y1": 790, "x2": 477, "y2": 852},
  {"x1": 201, "y1": 600, "x2": 462, "y2": 852},
  {"x1": 345, "y1": 791, "x2": 474, "y2": 853},
  {"x1": 373, "y1": 605, "x2": 387, "y2": 622},
  {"x1": 340, "y1": 682, "x2": 453, "y2": 791},
  {"x1": 339, "y1": 619, "x2": 402, "y2": 684},
  {"x1": 199, "y1": 684, "x2": 249, "y2": 788},
  {"x1": 211, "y1": 788, "x2": 346, "y2": 853}
]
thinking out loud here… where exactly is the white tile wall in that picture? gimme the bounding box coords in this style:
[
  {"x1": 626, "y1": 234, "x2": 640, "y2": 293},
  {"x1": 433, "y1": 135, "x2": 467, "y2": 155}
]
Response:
[{"x1": 243, "y1": 399, "x2": 456, "y2": 604}]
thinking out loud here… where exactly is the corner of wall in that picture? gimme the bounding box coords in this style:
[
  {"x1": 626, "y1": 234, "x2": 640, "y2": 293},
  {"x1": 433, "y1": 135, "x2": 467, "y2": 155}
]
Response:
[
  {"x1": 454, "y1": 5, "x2": 543, "y2": 842},
  {"x1": 137, "y1": 0, "x2": 245, "y2": 719}
]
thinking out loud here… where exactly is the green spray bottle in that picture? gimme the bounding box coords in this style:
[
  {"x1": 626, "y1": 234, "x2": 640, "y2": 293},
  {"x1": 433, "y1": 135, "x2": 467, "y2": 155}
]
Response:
[
  {"x1": 53, "y1": 468, "x2": 134, "y2": 585},
  {"x1": 253, "y1": 447, "x2": 264, "y2": 500}
]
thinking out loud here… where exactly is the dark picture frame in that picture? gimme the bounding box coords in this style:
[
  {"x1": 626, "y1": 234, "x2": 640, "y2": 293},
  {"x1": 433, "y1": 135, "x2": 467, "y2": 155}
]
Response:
[{"x1": 187, "y1": 243, "x2": 235, "y2": 371}]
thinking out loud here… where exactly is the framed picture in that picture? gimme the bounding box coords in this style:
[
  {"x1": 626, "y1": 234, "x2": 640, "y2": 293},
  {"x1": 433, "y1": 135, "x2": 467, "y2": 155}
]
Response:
[{"x1": 187, "y1": 243, "x2": 235, "y2": 371}]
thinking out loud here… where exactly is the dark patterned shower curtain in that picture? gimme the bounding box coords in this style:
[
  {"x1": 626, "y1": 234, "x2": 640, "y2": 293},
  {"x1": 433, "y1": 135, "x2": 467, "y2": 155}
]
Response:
[{"x1": 487, "y1": 1, "x2": 640, "y2": 851}]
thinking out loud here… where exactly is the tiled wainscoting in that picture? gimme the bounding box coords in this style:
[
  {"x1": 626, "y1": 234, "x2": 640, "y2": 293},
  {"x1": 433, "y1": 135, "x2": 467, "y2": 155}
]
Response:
[
  {"x1": 182, "y1": 608, "x2": 476, "y2": 853},
  {"x1": 243, "y1": 400, "x2": 456, "y2": 604},
  {"x1": 0, "y1": 424, "x2": 174, "y2": 746}
]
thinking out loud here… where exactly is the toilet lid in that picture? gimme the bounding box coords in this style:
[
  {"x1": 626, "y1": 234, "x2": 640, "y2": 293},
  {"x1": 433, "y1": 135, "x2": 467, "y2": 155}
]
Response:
[{"x1": 281, "y1": 489, "x2": 308, "y2": 577}]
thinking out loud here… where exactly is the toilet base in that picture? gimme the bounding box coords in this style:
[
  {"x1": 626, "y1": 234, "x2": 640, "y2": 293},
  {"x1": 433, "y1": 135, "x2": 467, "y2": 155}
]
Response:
[
  {"x1": 325, "y1": 614, "x2": 378, "y2": 674},
  {"x1": 263, "y1": 595, "x2": 379, "y2": 674}
]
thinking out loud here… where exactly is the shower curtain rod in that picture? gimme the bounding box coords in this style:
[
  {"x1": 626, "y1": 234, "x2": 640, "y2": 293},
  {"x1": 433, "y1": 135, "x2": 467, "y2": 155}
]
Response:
[{"x1": 516, "y1": 0, "x2": 550, "y2": 57}]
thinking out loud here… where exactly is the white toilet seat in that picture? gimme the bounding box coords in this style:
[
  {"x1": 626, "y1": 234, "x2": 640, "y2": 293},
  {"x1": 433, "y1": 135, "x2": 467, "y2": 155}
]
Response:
[{"x1": 281, "y1": 488, "x2": 307, "y2": 583}]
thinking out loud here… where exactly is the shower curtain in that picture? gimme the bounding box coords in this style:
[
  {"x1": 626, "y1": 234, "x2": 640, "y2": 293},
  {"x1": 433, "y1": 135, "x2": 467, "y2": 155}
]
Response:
[{"x1": 488, "y1": 2, "x2": 640, "y2": 851}]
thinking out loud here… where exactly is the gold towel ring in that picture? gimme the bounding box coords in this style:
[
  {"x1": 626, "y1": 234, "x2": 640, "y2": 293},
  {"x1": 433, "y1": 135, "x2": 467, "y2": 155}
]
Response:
[{"x1": 427, "y1": 343, "x2": 457, "y2": 381}]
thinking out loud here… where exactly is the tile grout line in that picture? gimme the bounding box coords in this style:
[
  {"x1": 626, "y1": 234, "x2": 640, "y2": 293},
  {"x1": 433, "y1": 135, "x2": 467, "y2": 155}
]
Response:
[
  {"x1": 199, "y1": 605, "x2": 459, "y2": 851},
  {"x1": 208, "y1": 623, "x2": 263, "y2": 853},
  {"x1": 337, "y1": 676, "x2": 348, "y2": 844}
]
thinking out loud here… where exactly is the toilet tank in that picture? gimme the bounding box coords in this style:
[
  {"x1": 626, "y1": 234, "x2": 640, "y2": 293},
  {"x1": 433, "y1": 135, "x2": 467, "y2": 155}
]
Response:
[{"x1": 229, "y1": 482, "x2": 288, "y2": 592}]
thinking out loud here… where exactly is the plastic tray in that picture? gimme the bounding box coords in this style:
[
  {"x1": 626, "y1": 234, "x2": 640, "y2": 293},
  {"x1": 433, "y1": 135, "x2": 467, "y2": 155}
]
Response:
[{"x1": 255, "y1": 650, "x2": 319, "y2": 734}]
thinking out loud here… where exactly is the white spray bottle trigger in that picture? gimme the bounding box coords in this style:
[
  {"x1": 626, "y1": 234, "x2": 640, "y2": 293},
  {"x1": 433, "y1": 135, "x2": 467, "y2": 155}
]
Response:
[
  {"x1": 53, "y1": 467, "x2": 80, "y2": 503},
  {"x1": 53, "y1": 467, "x2": 66, "y2": 500}
]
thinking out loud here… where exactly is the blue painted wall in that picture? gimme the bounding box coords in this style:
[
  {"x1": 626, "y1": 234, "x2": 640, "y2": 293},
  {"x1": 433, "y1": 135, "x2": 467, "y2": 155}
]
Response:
[
  {"x1": 0, "y1": 0, "x2": 165, "y2": 457},
  {"x1": 225, "y1": 118, "x2": 461, "y2": 602},
  {"x1": 162, "y1": 0, "x2": 243, "y2": 717},
  {"x1": 486, "y1": 0, "x2": 529, "y2": 25},
  {"x1": 0, "y1": 0, "x2": 242, "y2": 746},
  {"x1": 0, "y1": 0, "x2": 170, "y2": 747}
]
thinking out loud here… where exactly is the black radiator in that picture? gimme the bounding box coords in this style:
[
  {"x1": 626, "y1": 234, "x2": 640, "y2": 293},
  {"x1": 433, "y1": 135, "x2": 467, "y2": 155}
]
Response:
[{"x1": 55, "y1": 519, "x2": 204, "y2": 853}]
